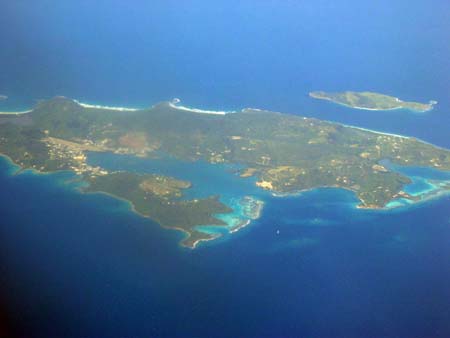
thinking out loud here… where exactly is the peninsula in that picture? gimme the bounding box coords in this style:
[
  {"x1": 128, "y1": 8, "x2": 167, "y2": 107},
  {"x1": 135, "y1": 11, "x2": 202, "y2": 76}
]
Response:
[
  {"x1": 1, "y1": 97, "x2": 450, "y2": 247},
  {"x1": 310, "y1": 91, "x2": 436, "y2": 112}
]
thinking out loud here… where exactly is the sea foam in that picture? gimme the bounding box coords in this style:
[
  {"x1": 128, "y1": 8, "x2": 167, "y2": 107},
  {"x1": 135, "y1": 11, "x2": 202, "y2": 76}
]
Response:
[
  {"x1": 168, "y1": 98, "x2": 233, "y2": 115},
  {"x1": 73, "y1": 100, "x2": 139, "y2": 111}
]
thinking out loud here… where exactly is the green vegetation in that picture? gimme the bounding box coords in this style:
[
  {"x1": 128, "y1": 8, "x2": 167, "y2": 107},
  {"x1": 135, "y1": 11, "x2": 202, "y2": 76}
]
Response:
[
  {"x1": 1, "y1": 96, "x2": 450, "y2": 246},
  {"x1": 139, "y1": 175, "x2": 191, "y2": 199},
  {"x1": 0, "y1": 123, "x2": 72, "y2": 171},
  {"x1": 85, "y1": 172, "x2": 232, "y2": 248},
  {"x1": 310, "y1": 91, "x2": 436, "y2": 112}
]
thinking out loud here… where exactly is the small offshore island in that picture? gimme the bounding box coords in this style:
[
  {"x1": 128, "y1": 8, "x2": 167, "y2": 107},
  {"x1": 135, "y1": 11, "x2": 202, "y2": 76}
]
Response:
[
  {"x1": 1, "y1": 97, "x2": 450, "y2": 248},
  {"x1": 310, "y1": 91, "x2": 437, "y2": 112}
]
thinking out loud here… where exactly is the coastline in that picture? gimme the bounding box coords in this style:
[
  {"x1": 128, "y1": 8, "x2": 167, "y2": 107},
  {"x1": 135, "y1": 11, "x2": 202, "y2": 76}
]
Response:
[
  {"x1": 84, "y1": 187, "x2": 233, "y2": 249},
  {"x1": 2, "y1": 96, "x2": 234, "y2": 116},
  {"x1": 385, "y1": 187, "x2": 450, "y2": 211},
  {"x1": 4, "y1": 145, "x2": 448, "y2": 215},
  {"x1": 0, "y1": 110, "x2": 32, "y2": 115},
  {"x1": 349, "y1": 104, "x2": 433, "y2": 113},
  {"x1": 335, "y1": 121, "x2": 450, "y2": 152},
  {"x1": 1, "y1": 96, "x2": 450, "y2": 248},
  {"x1": 346, "y1": 125, "x2": 410, "y2": 139},
  {"x1": 184, "y1": 232, "x2": 222, "y2": 249},
  {"x1": 1, "y1": 145, "x2": 450, "y2": 249},
  {"x1": 0, "y1": 97, "x2": 435, "y2": 143},
  {"x1": 67, "y1": 98, "x2": 444, "y2": 146},
  {"x1": 0, "y1": 152, "x2": 225, "y2": 249},
  {"x1": 309, "y1": 92, "x2": 435, "y2": 113},
  {"x1": 243, "y1": 106, "x2": 424, "y2": 142},
  {"x1": 0, "y1": 149, "x2": 262, "y2": 250},
  {"x1": 266, "y1": 177, "x2": 450, "y2": 212},
  {"x1": 73, "y1": 99, "x2": 140, "y2": 112},
  {"x1": 187, "y1": 195, "x2": 266, "y2": 246},
  {"x1": 3, "y1": 146, "x2": 447, "y2": 210},
  {"x1": 0, "y1": 153, "x2": 23, "y2": 175},
  {"x1": 0, "y1": 153, "x2": 82, "y2": 182},
  {"x1": 82, "y1": 187, "x2": 226, "y2": 249},
  {"x1": 229, "y1": 219, "x2": 251, "y2": 234},
  {"x1": 168, "y1": 98, "x2": 233, "y2": 115}
]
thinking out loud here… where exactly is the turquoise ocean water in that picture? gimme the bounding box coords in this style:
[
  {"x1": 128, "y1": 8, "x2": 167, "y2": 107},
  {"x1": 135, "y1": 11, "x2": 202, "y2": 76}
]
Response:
[{"x1": 1, "y1": 1, "x2": 450, "y2": 337}]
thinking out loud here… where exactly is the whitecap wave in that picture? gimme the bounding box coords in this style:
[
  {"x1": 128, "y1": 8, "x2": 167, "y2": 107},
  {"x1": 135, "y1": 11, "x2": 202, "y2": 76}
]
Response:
[
  {"x1": 347, "y1": 125, "x2": 410, "y2": 139},
  {"x1": 0, "y1": 110, "x2": 32, "y2": 115},
  {"x1": 73, "y1": 99, "x2": 139, "y2": 111},
  {"x1": 169, "y1": 98, "x2": 233, "y2": 115}
]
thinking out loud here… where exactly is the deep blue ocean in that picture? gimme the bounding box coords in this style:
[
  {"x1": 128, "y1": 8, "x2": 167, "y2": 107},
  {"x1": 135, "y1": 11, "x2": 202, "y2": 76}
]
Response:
[{"x1": 1, "y1": 1, "x2": 450, "y2": 337}]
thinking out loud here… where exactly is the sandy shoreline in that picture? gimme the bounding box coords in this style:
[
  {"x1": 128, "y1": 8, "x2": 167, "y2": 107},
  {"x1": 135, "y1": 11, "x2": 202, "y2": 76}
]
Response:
[
  {"x1": 309, "y1": 92, "x2": 435, "y2": 113},
  {"x1": 385, "y1": 186, "x2": 450, "y2": 211},
  {"x1": 0, "y1": 152, "x2": 223, "y2": 250},
  {"x1": 73, "y1": 100, "x2": 140, "y2": 111},
  {"x1": 0, "y1": 98, "x2": 419, "y2": 143},
  {"x1": 349, "y1": 104, "x2": 433, "y2": 113},
  {"x1": 229, "y1": 219, "x2": 251, "y2": 234},
  {"x1": 186, "y1": 231, "x2": 222, "y2": 249},
  {"x1": 169, "y1": 98, "x2": 233, "y2": 115},
  {"x1": 347, "y1": 125, "x2": 410, "y2": 139},
  {"x1": 267, "y1": 176, "x2": 450, "y2": 212},
  {"x1": 168, "y1": 103, "x2": 228, "y2": 115},
  {"x1": 0, "y1": 110, "x2": 32, "y2": 115}
]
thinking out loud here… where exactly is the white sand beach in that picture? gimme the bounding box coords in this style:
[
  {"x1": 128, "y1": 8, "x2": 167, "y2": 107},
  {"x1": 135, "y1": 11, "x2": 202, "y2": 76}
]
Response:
[
  {"x1": 347, "y1": 125, "x2": 410, "y2": 139},
  {"x1": 169, "y1": 98, "x2": 232, "y2": 115},
  {"x1": 0, "y1": 110, "x2": 32, "y2": 115},
  {"x1": 73, "y1": 100, "x2": 139, "y2": 111}
]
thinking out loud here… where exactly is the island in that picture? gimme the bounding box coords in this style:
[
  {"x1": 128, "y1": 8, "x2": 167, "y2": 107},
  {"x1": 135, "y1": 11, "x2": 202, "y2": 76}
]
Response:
[
  {"x1": 0, "y1": 96, "x2": 450, "y2": 247},
  {"x1": 0, "y1": 95, "x2": 7, "y2": 101},
  {"x1": 310, "y1": 91, "x2": 437, "y2": 112}
]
